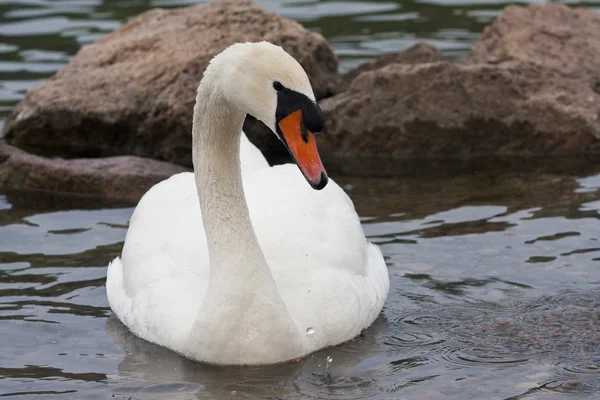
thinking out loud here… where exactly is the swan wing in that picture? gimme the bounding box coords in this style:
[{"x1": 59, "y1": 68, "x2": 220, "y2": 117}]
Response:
[{"x1": 244, "y1": 164, "x2": 389, "y2": 348}]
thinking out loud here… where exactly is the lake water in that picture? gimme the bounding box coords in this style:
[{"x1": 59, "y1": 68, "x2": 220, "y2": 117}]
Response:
[{"x1": 1, "y1": 0, "x2": 600, "y2": 399}]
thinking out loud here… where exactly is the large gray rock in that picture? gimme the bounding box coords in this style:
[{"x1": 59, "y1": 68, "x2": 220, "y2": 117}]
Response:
[
  {"x1": 318, "y1": 4, "x2": 600, "y2": 167},
  {"x1": 0, "y1": 141, "x2": 188, "y2": 202},
  {"x1": 2, "y1": 0, "x2": 339, "y2": 166}
]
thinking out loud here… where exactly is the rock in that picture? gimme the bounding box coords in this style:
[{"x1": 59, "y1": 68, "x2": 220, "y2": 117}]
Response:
[
  {"x1": 0, "y1": 141, "x2": 188, "y2": 202},
  {"x1": 467, "y1": 4, "x2": 600, "y2": 80},
  {"x1": 319, "y1": 59, "x2": 600, "y2": 171},
  {"x1": 319, "y1": 4, "x2": 600, "y2": 169},
  {"x1": 2, "y1": 0, "x2": 339, "y2": 166},
  {"x1": 342, "y1": 42, "x2": 444, "y2": 86}
]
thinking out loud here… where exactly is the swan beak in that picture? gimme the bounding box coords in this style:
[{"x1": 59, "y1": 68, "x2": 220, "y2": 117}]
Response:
[{"x1": 277, "y1": 109, "x2": 329, "y2": 190}]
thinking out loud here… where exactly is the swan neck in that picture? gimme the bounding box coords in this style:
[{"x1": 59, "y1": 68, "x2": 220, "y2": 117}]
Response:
[
  {"x1": 187, "y1": 77, "x2": 304, "y2": 363},
  {"x1": 192, "y1": 83, "x2": 264, "y2": 275}
]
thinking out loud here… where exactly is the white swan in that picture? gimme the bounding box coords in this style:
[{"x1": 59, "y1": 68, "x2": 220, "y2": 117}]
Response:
[{"x1": 106, "y1": 42, "x2": 389, "y2": 365}]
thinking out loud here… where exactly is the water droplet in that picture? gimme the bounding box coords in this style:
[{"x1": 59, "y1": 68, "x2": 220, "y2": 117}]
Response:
[
  {"x1": 306, "y1": 327, "x2": 315, "y2": 335},
  {"x1": 325, "y1": 356, "x2": 333, "y2": 381}
]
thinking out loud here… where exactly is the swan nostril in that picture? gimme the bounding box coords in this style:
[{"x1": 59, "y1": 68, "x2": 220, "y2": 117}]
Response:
[
  {"x1": 300, "y1": 121, "x2": 309, "y2": 143},
  {"x1": 306, "y1": 327, "x2": 315, "y2": 336}
]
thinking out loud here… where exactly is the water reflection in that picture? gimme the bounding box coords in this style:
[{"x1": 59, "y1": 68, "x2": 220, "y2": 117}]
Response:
[{"x1": 106, "y1": 316, "x2": 388, "y2": 400}]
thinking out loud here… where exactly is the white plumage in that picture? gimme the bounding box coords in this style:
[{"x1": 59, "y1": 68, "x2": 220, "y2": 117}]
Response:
[{"x1": 106, "y1": 42, "x2": 389, "y2": 365}]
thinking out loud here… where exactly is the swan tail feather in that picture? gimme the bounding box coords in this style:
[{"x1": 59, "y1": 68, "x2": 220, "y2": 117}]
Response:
[
  {"x1": 366, "y1": 243, "x2": 390, "y2": 319},
  {"x1": 106, "y1": 257, "x2": 132, "y2": 324}
]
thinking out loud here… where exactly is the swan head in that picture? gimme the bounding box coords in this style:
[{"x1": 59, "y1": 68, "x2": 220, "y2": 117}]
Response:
[{"x1": 205, "y1": 41, "x2": 328, "y2": 190}]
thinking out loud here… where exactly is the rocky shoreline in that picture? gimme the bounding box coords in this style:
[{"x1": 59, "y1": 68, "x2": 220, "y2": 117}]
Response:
[{"x1": 1, "y1": 0, "x2": 599, "y2": 198}]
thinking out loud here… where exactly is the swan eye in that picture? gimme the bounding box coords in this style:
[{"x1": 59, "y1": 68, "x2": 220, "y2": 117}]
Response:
[{"x1": 273, "y1": 81, "x2": 284, "y2": 91}]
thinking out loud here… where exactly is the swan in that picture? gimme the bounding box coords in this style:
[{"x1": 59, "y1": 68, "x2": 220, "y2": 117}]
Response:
[{"x1": 106, "y1": 41, "x2": 389, "y2": 365}]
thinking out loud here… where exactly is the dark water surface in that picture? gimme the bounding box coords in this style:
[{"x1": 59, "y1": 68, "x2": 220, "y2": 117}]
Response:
[{"x1": 2, "y1": 0, "x2": 600, "y2": 399}]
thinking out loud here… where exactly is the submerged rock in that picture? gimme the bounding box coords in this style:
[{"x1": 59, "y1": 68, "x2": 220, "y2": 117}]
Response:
[
  {"x1": 320, "y1": 3, "x2": 600, "y2": 163},
  {"x1": 0, "y1": 141, "x2": 188, "y2": 201},
  {"x1": 2, "y1": 0, "x2": 339, "y2": 166}
]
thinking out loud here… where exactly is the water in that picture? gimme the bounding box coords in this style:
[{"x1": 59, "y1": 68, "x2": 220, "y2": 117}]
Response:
[
  {"x1": 2, "y1": 163, "x2": 600, "y2": 399},
  {"x1": 1, "y1": 0, "x2": 600, "y2": 399}
]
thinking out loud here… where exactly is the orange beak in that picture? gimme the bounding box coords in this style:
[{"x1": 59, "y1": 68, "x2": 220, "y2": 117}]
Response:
[{"x1": 277, "y1": 109, "x2": 328, "y2": 190}]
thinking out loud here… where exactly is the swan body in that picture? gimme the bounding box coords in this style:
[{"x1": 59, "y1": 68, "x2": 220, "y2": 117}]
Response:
[
  {"x1": 106, "y1": 42, "x2": 389, "y2": 365},
  {"x1": 239, "y1": 132, "x2": 269, "y2": 173}
]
